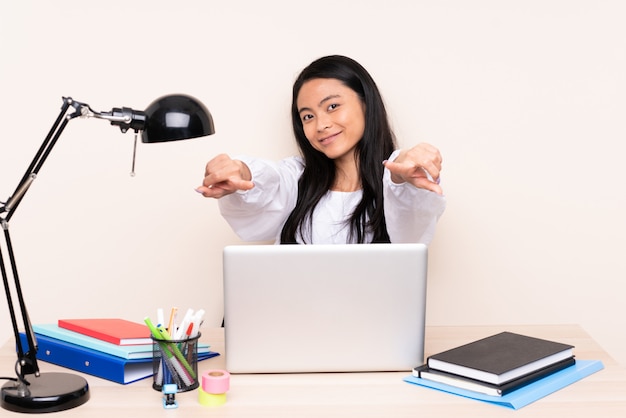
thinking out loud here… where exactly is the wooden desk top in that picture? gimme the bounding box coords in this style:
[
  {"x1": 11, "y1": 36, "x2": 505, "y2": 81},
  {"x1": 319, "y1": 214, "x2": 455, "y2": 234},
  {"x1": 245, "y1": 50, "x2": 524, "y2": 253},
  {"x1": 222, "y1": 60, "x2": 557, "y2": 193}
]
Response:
[{"x1": 2, "y1": 324, "x2": 625, "y2": 417}]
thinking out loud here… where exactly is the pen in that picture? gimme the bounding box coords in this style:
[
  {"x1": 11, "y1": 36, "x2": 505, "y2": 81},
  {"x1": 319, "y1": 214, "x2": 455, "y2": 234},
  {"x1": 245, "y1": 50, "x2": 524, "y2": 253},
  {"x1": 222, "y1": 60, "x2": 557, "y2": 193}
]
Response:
[
  {"x1": 190, "y1": 309, "x2": 205, "y2": 338},
  {"x1": 155, "y1": 355, "x2": 164, "y2": 386},
  {"x1": 146, "y1": 317, "x2": 195, "y2": 386},
  {"x1": 184, "y1": 322, "x2": 196, "y2": 364},
  {"x1": 157, "y1": 325, "x2": 196, "y2": 379},
  {"x1": 159, "y1": 344, "x2": 190, "y2": 387},
  {"x1": 167, "y1": 307, "x2": 178, "y2": 334},
  {"x1": 157, "y1": 308, "x2": 165, "y2": 328},
  {"x1": 145, "y1": 317, "x2": 164, "y2": 341},
  {"x1": 145, "y1": 317, "x2": 180, "y2": 384},
  {"x1": 147, "y1": 315, "x2": 194, "y2": 373},
  {"x1": 175, "y1": 308, "x2": 194, "y2": 340}
]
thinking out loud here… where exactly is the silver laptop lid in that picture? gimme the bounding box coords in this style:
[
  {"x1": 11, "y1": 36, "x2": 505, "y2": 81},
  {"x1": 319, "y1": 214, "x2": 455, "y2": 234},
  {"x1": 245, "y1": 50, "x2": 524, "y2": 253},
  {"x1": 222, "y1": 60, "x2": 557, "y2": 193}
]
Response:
[{"x1": 223, "y1": 243, "x2": 428, "y2": 373}]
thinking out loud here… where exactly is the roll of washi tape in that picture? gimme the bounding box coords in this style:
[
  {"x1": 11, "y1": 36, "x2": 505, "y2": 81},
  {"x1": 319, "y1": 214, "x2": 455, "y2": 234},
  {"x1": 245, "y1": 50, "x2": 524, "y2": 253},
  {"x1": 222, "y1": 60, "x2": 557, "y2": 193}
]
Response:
[
  {"x1": 198, "y1": 387, "x2": 226, "y2": 407},
  {"x1": 199, "y1": 370, "x2": 230, "y2": 406},
  {"x1": 201, "y1": 370, "x2": 230, "y2": 394}
]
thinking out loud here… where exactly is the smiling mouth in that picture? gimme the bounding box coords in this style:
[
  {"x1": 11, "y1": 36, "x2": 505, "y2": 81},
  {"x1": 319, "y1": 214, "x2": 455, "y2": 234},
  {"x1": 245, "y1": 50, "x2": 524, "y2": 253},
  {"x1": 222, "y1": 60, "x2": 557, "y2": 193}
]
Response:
[{"x1": 319, "y1": 132, "x2": 340, "y2": 145}]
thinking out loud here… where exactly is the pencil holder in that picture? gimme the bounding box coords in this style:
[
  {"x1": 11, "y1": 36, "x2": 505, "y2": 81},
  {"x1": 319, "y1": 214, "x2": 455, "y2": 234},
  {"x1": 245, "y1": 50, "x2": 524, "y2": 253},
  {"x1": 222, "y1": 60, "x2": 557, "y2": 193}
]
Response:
[{"x1": 151, "y1": 333, "x2": 201, "y2": 392}]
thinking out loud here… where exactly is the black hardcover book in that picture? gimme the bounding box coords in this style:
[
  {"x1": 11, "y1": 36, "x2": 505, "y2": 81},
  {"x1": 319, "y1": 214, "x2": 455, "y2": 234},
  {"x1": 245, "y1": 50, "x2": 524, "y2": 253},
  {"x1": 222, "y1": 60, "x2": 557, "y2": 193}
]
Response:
[
  {"x1": 414, "y1": 356, "x2": 576, "y2": 396},
  {"x1": 427, "y1": 332, "x2": 574, "y2": 385}
]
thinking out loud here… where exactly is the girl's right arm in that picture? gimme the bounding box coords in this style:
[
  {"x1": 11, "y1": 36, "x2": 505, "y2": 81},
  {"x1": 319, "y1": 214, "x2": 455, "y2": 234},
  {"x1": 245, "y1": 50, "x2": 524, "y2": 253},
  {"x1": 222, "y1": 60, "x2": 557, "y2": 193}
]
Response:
[{"x1": 210, "y1": 155, "x2": 304, "y2": 242}]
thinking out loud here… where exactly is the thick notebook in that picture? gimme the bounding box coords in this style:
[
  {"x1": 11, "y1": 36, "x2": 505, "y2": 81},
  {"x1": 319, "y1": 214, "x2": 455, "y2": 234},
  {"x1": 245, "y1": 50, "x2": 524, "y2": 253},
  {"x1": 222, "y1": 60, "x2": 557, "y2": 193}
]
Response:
[
  {"x1": 427, "y1": 332, "x2": 574, "y2": 384},
  {"x1": 58, "y1": 318, "x2": 152, "y2": 345},
  {"x1": 19, "y1": 332, "x2": 219, "y2": 384},
  {"x1": 405, "y1": 359, "x2": 604, "y2": 410},
  {"x1": 413, "y1": 357, "x2": 575, "y2": 396},
  {"x1": 33, "y1": 324, "x2": 213, "y2": 360}
]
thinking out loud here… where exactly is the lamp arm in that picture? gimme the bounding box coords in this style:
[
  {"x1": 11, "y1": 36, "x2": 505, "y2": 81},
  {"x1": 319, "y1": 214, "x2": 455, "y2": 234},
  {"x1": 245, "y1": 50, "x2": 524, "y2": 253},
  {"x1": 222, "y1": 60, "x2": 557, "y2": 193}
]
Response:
[
  {"x1": 1, "y1": 98, "x2": 148, "y2": 219},
  {"x1": 1, "y1": 98, "x2": 83, "y2": 220},
  {"x1": 0, "y1": 97, "x2": 84, "y2": 382},
  {"x1": 1, "y1": 223, "x2": 39, "y2": 380}
]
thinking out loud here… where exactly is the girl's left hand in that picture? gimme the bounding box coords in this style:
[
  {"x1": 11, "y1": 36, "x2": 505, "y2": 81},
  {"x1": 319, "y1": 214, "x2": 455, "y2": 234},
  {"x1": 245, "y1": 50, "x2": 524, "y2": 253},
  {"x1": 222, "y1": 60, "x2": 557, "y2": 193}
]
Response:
[{"x1": 383, "y1": 143, "x2": 443, "y2": 195}]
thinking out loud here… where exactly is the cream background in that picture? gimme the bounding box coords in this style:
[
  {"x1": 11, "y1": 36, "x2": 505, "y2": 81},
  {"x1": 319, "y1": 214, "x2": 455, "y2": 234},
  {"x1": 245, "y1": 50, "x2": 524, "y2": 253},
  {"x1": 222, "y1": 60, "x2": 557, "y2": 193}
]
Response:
[{"x1": 1, "y1": 1, "x2": 624, "y2": 364}]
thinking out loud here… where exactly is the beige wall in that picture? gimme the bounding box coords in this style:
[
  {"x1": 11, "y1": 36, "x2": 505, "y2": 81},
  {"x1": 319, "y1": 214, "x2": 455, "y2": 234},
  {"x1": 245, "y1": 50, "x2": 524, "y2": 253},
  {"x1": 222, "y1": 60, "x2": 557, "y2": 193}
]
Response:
[{"x1": 1, "y1": 1, "x2": 625, "y2": 364}]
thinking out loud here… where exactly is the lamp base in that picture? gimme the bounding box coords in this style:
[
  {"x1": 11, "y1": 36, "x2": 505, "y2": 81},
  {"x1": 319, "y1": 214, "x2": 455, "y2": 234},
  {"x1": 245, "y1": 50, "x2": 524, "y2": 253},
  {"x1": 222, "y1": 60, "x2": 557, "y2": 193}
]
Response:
[{"x1": 1, "y1": 372, "x2": 90, "y2": 413}]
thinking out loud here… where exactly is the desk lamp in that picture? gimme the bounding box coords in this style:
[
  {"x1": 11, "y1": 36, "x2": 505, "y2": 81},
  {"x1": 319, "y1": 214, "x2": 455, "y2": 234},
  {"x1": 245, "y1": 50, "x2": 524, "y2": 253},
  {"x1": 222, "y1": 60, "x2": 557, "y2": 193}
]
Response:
[{"x1": 0, "y1": 94, "x2": 215, "y2": 413}]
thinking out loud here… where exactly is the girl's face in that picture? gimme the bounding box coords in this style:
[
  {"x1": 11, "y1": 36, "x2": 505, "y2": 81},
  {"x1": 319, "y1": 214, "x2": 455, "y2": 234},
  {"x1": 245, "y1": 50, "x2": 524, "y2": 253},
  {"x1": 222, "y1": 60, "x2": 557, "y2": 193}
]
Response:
[{"x1": 296, "y1": 78, "x2": 365, "y2": 163}]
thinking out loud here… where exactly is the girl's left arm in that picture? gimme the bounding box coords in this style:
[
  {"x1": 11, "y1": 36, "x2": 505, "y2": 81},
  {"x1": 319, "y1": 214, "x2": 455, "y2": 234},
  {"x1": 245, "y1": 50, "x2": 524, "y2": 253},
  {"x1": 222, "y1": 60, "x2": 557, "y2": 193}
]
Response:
[{"x1": 383, "y1": 151, "x2": 446, "y2": 244}]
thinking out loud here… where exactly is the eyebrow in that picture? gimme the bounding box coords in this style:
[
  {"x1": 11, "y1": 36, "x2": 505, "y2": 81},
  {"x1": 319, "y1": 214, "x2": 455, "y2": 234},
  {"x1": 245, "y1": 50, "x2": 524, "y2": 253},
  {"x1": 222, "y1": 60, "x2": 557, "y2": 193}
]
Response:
[{"x1": 298, "y1": 94, "x2": 341, "y2": 114}]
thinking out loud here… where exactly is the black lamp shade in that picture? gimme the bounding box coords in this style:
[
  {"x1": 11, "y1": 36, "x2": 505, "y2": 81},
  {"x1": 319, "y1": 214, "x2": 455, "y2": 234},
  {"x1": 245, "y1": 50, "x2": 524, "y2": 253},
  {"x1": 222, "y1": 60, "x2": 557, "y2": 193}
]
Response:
[{"x1": 142, "y1": 94, "x2": 215, "y2": 143}]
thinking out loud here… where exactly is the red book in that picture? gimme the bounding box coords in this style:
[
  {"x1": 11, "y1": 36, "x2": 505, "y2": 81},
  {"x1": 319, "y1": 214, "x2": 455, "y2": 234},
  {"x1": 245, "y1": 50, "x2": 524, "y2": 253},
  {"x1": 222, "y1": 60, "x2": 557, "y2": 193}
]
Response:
[{"x1": 58, "y1": 318, "x2": 152, "y2": 346}]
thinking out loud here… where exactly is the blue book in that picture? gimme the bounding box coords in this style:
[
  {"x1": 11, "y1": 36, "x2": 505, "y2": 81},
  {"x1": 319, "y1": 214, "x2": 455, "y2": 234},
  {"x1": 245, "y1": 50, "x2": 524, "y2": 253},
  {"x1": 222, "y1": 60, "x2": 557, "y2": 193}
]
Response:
[
  {"x1": 32, "y1": 323, "x2": 212, "y2": 360},
  {"x1": 404, "y1": 359, "x2": 604, "y2": 410},
  {"x1": 19, "y1": 332, "x2": 219, "y2": 384}
]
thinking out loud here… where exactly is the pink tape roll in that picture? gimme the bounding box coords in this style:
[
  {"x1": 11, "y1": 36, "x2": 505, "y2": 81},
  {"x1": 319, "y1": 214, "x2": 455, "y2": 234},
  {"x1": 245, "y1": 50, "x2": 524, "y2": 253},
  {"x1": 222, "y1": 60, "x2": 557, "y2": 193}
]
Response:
[{"x1": 201, "y1": 370, "x2": 230, "y2": 394}]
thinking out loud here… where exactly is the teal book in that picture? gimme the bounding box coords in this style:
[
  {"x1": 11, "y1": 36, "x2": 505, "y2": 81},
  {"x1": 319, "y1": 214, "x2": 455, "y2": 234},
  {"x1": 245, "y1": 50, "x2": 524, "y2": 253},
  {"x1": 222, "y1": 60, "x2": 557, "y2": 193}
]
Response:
[
  {"x1": 33, "y1": 324, "x2": 212, "y2": 360},
  {"x1": 404, "y1": 359, "x2": 604, "y2": 410}
]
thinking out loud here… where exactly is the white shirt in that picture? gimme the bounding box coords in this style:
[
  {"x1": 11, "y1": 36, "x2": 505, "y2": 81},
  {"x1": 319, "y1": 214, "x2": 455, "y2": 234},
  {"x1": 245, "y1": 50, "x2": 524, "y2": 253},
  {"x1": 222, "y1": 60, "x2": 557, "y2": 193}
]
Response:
[{"x1": 218, "y1": 151, "x2": 446, "y2": 244}]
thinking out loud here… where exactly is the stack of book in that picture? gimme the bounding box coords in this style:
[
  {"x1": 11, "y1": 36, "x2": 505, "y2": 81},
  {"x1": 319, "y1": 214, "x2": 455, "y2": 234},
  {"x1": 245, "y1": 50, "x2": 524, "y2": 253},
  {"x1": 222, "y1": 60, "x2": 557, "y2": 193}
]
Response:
[
  {"x1": 19, "y1": 318, "x2": 218, "y2": 384},
  {"x1": 406, "y1": 331, "x2": 604, "y2": 409}
]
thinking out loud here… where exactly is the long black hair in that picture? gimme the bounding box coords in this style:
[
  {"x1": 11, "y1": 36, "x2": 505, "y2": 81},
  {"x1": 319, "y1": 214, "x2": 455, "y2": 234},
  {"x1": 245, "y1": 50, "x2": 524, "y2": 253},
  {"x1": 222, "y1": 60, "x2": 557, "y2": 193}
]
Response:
[{"x1": 280, "y1": 55, "x2": 397, "y2": 244}]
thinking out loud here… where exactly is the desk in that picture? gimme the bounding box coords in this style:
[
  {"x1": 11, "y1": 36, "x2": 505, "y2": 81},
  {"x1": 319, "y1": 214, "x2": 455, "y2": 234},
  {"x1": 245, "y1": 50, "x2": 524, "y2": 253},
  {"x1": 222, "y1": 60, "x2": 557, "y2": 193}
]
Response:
[{"x1": 2, "y1": 325, "x2": 625, "y2": 417}]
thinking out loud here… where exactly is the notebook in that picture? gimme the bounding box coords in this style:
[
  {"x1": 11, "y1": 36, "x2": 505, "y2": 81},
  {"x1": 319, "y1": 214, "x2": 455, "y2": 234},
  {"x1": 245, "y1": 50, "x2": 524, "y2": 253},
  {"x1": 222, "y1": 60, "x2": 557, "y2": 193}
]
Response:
[{"x1": 223, "y1": 243, "x2": 428, "y2": 373}]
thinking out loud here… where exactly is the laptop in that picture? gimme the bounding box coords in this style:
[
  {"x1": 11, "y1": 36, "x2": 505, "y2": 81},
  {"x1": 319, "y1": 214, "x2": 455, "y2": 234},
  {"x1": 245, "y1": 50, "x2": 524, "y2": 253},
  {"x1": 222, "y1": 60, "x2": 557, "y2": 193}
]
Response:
[{"x1": 222, "y1": 243, "x2": 428, "y2": 373}]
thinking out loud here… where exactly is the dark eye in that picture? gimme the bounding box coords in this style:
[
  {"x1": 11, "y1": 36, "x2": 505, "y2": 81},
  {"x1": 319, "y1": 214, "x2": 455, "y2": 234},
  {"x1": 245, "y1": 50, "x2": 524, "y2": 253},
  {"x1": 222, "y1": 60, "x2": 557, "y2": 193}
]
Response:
[
  {"x1": 328, "y1": 103, "x2": 339, "y2": 111},
  {"x1": 302, "y1": 114, "x2": 313, "y2": 122}
]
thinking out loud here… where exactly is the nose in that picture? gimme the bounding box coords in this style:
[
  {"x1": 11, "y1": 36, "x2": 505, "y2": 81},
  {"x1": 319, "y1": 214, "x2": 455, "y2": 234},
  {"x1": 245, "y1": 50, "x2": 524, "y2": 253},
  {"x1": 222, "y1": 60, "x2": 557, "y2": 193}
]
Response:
[{"x1": 316, "y1": 114, "x2": 331, "y2": 132}]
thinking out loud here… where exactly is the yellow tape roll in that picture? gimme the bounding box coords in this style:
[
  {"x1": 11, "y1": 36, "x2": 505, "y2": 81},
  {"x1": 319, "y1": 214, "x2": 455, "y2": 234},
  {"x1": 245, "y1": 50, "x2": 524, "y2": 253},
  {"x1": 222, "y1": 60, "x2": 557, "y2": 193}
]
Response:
[{"x1": 198, "y1": 388, "x2": 226, "y2": 407}]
